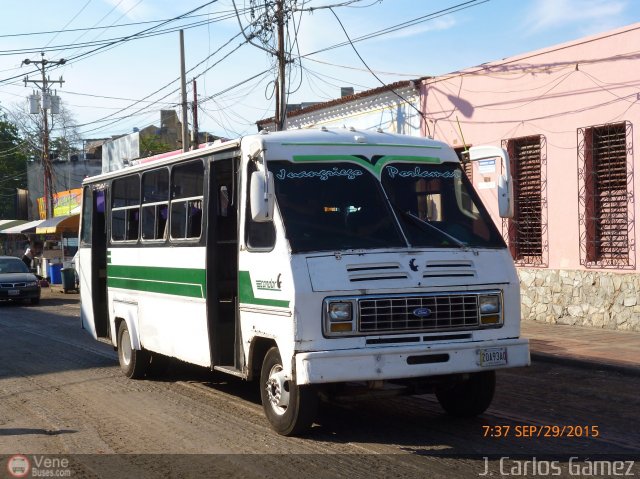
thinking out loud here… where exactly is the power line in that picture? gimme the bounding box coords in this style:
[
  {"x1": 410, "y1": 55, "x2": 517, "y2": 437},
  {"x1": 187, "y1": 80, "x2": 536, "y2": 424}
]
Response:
[
  {"x1": 0, "y1": 3, "x2": 219, "y2": 87},
  {"x1": 328, "y1": 6, "x2": 428, "y2": 134},
  {"x1": 303, "y1": 0, "x2": 489, "y2": 58},
  {"x1": 0, "y1": 14, "x2": 239, "y2": 57},
  {"x1": 0, "y1": 11, "x2": 245, "y2": 40},
  {"x1": 77, "y1": 30, "x2": 249, "y2": 133},
  {"x1": 42, "y1": 0, "x2": 94, "y2": 50}
]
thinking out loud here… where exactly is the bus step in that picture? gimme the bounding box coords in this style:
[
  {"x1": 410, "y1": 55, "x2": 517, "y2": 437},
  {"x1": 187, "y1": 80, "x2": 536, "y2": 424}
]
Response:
[{"x1": 213, "y1": 365, "x2": 247, "y2": 379}]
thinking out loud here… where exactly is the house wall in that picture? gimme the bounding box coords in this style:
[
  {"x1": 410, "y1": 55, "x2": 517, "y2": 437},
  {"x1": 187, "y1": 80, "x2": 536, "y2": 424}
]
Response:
[
  {"x1": 421, "y1": 23, "x2": 640, "y2": 330},
  {"x1": 262, "y1": 86, "x2": 423, "y2": 135}
]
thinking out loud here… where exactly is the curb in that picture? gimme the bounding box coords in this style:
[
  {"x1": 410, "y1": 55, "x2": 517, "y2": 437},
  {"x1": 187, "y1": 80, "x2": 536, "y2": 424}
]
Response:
[{"x1": 531, "y1": 351, "x2": 640, "y2": 377}]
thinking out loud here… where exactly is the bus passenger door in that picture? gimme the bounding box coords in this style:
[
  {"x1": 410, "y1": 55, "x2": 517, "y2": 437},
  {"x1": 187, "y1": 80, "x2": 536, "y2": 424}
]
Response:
[
  {"x1": 79, "y1": 186, "x2": 109, "y2": 339},
  {"x1": 207, "y1": 158, "x2": 240, "y2": 367}
]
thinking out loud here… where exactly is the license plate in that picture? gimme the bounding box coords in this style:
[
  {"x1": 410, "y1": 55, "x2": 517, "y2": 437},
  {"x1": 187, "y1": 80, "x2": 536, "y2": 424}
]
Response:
[
  {"x1": 479, "y1": 347, "x2": 508, "y2": 367},
  {"x1": 7, "y1": 290, "x2": 20, "y2": 296}
]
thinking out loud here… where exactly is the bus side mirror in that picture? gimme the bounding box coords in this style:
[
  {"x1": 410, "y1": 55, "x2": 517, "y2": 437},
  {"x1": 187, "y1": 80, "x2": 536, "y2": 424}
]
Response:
[
  {"x1": 250, "y1": 171, "x2": 275, "y2": 222},
  {"x1": 468, "y1": 145, "x2": 514, "y2": 218}
]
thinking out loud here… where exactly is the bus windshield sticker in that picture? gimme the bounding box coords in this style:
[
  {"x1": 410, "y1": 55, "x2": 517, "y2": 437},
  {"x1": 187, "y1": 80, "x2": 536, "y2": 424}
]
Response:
[
  {"x1": 385, "y1": 166, "x2": 461, "y2": 179},
  {"x1": 275, "y1": 167, "x2": 363, "y2": 181}
]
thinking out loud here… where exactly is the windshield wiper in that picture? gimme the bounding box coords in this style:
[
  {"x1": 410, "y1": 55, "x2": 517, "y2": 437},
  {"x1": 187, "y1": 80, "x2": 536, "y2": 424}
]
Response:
[{"x1": 402, "y1": 211, "x2": 468, "y2": 249}]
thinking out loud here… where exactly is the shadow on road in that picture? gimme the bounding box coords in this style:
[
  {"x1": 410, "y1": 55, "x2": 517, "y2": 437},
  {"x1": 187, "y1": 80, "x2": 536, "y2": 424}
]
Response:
[{"x1": 0, "y1": 428, "x2": 77, "y2": 436}]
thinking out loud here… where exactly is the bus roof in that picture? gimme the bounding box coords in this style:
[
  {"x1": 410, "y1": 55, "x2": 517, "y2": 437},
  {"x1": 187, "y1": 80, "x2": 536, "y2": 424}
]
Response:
[{"x1": 83, "y1": 128, "x2": 458, "y2": 185}]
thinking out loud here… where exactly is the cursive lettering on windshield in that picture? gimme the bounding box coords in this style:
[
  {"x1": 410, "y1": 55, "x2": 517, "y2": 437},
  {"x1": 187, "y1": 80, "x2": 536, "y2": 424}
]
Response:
[
  {"x1": 275, "y1": 167, "x2": 363, "y2": 181},
  {"x1": 386, "y1": 166, "x2": 461, "y2": 179}
]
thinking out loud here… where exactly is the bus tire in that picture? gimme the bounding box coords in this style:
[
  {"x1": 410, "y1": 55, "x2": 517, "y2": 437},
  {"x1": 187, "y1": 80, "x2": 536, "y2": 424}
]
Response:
[
  {"x1": 435, "y1": 370, "x2": 495, "y2": 417},
  {"x1": 260, "y1": 347, "x2": 318, "y2": 436},
  {"x1": 117, "y1": 321, "x2": 149, "y2": 379}
]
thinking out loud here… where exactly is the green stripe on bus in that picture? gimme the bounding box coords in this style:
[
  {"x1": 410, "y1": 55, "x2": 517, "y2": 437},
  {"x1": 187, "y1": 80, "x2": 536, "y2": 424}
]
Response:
[
  {"x1": 238, "y1": 271, "x2": 289, "y2": 308},
  {"x1": 107, "y1": 277, "x2": 204, "y2": 298},
  {"x1": 107, "y1": 265, "x2": 206, "y2": 299}
]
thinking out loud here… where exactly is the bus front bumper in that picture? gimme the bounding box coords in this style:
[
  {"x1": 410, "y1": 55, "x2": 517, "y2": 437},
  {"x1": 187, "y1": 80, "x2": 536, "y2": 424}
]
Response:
[{"x1": 294, "y1": 338, "x2": 530, "y2": 385}]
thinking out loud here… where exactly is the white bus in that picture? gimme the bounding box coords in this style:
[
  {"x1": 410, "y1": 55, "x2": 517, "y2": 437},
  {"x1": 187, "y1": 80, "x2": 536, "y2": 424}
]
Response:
[{"x1": 79, "y1": 128, "x2": 529, "y2": 435}]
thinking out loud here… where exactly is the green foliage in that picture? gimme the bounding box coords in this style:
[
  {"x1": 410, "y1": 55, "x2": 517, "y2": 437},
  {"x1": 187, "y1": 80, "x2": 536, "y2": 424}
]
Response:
[
  {"x1": 139, "y1": 134, "x2": 173, "y2": 158},
  {"x1": 0, "y1": 114, "x2": 28, "y2": 219}
]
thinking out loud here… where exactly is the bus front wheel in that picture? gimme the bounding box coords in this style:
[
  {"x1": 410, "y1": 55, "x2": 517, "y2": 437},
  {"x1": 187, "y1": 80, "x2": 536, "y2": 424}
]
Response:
[
  {"x1": 117, "y1": 321, "x2": 150, "y2": 379},
  {"x1": 435, "y1": 370, "x2": 495, "y2": 417},
  {"x1": 260, "y1": 347, "x2": 318, "y2": 436}
]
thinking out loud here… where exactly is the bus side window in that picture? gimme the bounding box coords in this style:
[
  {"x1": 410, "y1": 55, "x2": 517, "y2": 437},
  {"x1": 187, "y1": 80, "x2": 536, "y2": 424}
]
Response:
[
  {"x1": 141, "y1": 168, "x2": 169, "y2": 241},
  {"x1": 111, "y1": 175, "x2": 140, "y2": 242},
  {"x1": 170, "y1": 160, "x2": 204, "y2": 240},
  {"x1": 245, "y1": 162, "x2": 275, "y2": 250}
]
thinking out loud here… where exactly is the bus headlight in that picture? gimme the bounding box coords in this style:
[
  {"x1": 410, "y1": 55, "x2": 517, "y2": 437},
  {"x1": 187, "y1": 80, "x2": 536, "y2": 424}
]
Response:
[
  {"x1": 328, "y1": 302, "x2": 352, "y2": 321},
  {"x1": 325, "y1": 301, "x2": 354, "y2": 335},
  {"x1": 479, "y1": 294, "x2": 502, "y2": 326}
]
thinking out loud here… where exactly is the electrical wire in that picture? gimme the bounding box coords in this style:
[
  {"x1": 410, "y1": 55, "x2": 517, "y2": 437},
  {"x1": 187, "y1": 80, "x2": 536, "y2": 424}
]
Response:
[
  {"x1": 77, "y1": 32, "x2": 250, "y2": 134},
  {"x1": 42, "y1": 0, "x2": 94, "y2": 50},
  {"x1": 328, "y1": 6, "x2": 428, "y2": 135}
]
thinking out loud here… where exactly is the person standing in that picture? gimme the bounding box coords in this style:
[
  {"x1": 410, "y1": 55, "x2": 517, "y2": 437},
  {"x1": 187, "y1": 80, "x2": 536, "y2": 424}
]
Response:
[{"x1": 22, "y1": 244, "x2": 34, "y2": 268}]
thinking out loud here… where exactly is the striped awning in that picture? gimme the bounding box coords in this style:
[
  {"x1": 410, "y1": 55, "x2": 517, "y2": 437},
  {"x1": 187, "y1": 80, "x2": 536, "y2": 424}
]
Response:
[
  {"x1": 0, "y1": 219, "x2": 44, "y2": 234},
  {"x1": 0, "y1": 220, "x2": 28, "y2": 232},
  {"x1": 35, "y1": 214, "x2": 80, "y2": 234}
]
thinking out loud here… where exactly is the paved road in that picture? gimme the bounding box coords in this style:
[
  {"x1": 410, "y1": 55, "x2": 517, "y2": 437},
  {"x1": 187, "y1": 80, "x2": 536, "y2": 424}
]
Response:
[{"x1": 1, "y1": 289, "x2": 639, "y2": 478}]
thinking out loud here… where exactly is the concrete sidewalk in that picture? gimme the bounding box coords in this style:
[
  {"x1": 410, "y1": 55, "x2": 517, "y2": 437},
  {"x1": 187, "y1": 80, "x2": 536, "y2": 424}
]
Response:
[{"x1": 522, "y1": 320, "x2": 640, "y2": 375}]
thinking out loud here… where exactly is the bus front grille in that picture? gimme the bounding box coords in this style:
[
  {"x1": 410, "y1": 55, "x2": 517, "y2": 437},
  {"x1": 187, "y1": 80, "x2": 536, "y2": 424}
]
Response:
[{"x1": 358, "y1": 294, "x2": 480, "y2": 333}]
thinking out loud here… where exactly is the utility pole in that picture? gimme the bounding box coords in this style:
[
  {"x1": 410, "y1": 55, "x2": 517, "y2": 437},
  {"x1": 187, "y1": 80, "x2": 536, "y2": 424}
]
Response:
[
  {"x1": 179, "y1": 30, "x2": 189, "y2": 153},
  {"x1": 276, "y1": 0, "x2": 286, "y2": 131},
  {"x1": 191, "y1": 79, "x2": 199, "y2": 150},
  {"x1": 22, "y1": 52, "x2": 66, "y2": 219}
]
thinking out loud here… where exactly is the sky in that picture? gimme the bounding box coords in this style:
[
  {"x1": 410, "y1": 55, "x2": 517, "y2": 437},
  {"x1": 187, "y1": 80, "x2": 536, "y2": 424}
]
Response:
[{"x1": 0, "y1": 0, "x2": 639, "y2": 141}]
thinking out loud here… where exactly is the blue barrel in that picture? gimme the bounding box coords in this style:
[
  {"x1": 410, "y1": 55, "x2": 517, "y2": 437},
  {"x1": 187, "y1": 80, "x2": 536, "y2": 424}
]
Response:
[{"x1": 48, "y1": 263, "x2": 63, "y2": 284}]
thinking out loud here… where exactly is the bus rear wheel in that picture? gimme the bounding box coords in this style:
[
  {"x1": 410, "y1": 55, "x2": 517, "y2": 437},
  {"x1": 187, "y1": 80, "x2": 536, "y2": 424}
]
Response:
[
  {"x1": 117, "y1": 321, "x2": 149, "y2": 379},
  {"x1": 435, "y1": 371, "x2": 495, "y2": 417},
  {"x1": 260, "y1": 347, "x2": 318, "y2": 436}
]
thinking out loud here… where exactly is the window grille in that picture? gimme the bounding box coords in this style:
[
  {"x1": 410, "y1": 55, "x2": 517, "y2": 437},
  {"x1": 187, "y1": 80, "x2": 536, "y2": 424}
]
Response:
[
  {"x1": 578, "y1": 121, "x2": 635, "y2": 268},
  {"x1": 502, "y1": 135, "x2": 547, "y2": 266}
]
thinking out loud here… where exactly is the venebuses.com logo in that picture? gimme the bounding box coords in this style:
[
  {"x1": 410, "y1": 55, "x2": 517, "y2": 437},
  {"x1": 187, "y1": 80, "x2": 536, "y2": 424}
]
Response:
[
  {"x1": 5, "y1": 454, "x2": 72, "y2": 477},
  {"x1": 6, "y1": 455, "x2": 30, "y2": 478}
]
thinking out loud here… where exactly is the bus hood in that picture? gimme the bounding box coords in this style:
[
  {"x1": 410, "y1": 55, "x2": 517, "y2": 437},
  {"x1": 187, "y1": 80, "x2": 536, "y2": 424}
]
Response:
[{"x1": 305, "y1": 249, "x2": 515, "y2": 292}]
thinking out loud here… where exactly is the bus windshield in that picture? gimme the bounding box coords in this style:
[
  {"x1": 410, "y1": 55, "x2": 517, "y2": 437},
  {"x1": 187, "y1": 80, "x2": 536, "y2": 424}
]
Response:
[
  {"x1": 271, "y1": 160, "x2": 505, "y2": 253},
  {"x1": 380, "y1": 162, "x2": 505, "y2": 248},
  {"x1": 271, "y1": 161, "x2": 405, "y2": 253}
]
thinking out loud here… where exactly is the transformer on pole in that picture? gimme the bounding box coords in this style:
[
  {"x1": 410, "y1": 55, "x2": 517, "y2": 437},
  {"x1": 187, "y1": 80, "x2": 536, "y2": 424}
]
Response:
[{"x1": 22, "y1": 52, "x2": 66, "y2": 219}]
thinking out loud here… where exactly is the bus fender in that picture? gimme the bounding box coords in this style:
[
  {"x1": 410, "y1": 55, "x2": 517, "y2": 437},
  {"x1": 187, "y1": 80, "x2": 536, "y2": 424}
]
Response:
[{"x1": 113, "y1": 305, "x2": 141, "y2": 351}]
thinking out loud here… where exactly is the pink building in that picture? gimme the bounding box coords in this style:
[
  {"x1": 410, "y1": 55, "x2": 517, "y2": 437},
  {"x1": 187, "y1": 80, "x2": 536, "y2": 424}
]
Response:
[{"x1": 422, "y1": 24, "x2": 640, "y2": 331}]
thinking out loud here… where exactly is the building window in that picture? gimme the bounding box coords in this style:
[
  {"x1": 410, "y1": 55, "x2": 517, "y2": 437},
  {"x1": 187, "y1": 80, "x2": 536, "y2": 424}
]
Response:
[
  {"x1": 578, "y1": 121, "x2": 635, "y2": 268},
  {"x1": 502, "y1": 135, "x2": 547, "y2": 267}
]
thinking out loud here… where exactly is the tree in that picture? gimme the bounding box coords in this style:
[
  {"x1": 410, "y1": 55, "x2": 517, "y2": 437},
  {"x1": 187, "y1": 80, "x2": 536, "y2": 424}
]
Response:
[
  {"x1": 10, "y1": 100, "x2": 81, "y2": 163},
  {"x1": 139, "y1": 134, "x2": 173, "y2": 158},
  {"x1": 0, "y1": 113, "x2": 28, "y2": 218}
]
